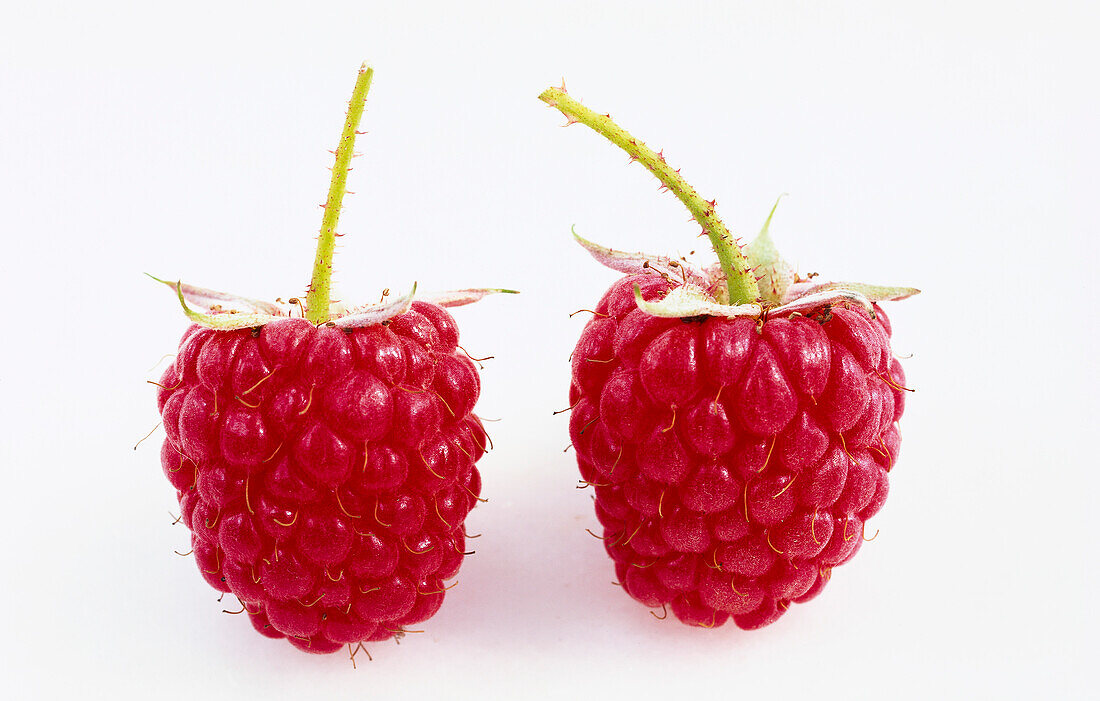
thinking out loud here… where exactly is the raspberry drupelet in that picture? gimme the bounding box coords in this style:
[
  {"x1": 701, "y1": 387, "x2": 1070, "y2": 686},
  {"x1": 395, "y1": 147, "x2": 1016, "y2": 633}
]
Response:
[
  {"x1": 541, "y1": 84, "x2": 917, "y2": 629},
  {"x1": 152, "y1": 65, "x2": 512, "y2": 654}
]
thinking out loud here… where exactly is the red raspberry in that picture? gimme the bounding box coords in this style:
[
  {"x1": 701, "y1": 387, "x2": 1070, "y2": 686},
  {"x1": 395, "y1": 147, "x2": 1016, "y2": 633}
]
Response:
[
  {"x1": 571, "y1": 275, "x2": 905, "y2": 629},
  {"x1": 541, "y1": 84, "x2": 917, "y2": 629},
  {"x1": 158, "y1": 306, "x2": 485, "y2": 652},
  {"x1": 152, "y1": 66, "x2": 512, "y2": 654}
]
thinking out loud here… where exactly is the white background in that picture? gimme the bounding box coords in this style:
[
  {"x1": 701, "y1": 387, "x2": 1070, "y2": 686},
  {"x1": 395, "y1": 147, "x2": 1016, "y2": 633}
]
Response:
[{"x1": 1, "y1": 1, "x2": 1096, "y2": 699}]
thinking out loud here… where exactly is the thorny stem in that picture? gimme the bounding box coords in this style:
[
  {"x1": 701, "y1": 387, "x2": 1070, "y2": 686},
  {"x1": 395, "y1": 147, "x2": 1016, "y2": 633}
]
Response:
[
  {"x1": 306, "y1": 64, "x2": 374, "y2": 324},
  {"x1": 538, "y1": 86, "x2": 759, "y2": 306}
]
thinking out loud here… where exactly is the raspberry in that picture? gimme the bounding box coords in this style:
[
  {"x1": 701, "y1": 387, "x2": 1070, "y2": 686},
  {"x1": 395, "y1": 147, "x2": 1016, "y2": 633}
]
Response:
[
  {"x1": 571, "y1": 277, "x2": 905, "y2": 628},
  {"x1": 542, "y1": 84, "x2": 917, "y2": 629},
  {"x1": 153, "y1": 65, "x2": 512, "y2": 654},
  {"x1": 159, "y1": 309, "x2": 485, "y2": 652}
]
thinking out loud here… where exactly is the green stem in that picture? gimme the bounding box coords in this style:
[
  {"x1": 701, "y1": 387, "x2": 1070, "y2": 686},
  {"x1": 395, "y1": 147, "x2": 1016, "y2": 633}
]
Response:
[
  {"x1": 306, "y1": 64, "x2": 374, "y2": 324},
  {"x1": 538, "y1": 87, "x2": 759, "y2": 305}
]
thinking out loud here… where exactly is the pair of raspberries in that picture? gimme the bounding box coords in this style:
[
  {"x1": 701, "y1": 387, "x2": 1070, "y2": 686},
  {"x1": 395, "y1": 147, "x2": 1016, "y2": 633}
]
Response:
[{"x1": 153, "y1": 66, "x2": 917, "y2": 654}]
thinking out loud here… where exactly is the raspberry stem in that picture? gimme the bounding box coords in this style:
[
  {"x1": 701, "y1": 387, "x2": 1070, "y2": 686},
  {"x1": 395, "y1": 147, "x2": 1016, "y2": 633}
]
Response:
[
  {"x1": 306, "y1": 63, "x2": 374, "y2": 324},
  {"x1": 539, "y1": 86, "x2": 759, "y2": 306}
]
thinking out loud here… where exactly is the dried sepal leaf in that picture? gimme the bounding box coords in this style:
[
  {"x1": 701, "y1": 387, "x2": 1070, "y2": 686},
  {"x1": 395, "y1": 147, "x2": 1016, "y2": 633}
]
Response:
[
  {"x1": 331, "y1": 283, "x2": 418, "y2": 328},
  {"x1": 633, "y1": 283, "x2": 761, "y2": 319},
  {"x1": 171, "y1": 281, "x2": 283, "y2": 330},
  {"x1": 783, "y1": 281, "x2": 920, "y2": 305},
  {"x1": 574, "y1": 228, "x2": 709, "y2": 288},
  {"x1": 417, "y1": 288, "x2": 519, "y2": 308},
  {"x1": 147, "y1": 275, "x2": 285, "y2": 316}
]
